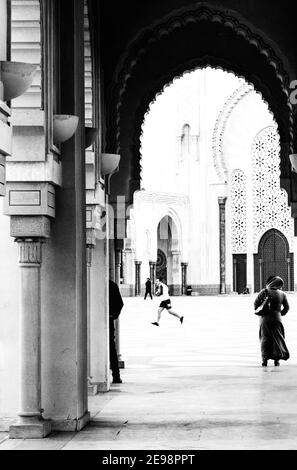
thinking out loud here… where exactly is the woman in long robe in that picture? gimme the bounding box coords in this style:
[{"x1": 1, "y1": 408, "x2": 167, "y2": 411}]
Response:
[{"x1": 254, "y1": 276, "x2": 290, "y2": 367}]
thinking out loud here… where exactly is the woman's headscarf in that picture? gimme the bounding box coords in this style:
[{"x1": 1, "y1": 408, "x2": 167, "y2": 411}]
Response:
[{"x1": 266, "y1": 276, "x2": 284, "y2": 290}]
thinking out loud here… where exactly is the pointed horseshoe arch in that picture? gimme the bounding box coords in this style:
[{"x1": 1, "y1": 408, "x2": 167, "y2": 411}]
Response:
[
  {"x1": 254, "y1": 229, "x2": 294, "y2": 292},
  {"x1": 107, "y1": 4, "x2": 293, "y2": 205}
]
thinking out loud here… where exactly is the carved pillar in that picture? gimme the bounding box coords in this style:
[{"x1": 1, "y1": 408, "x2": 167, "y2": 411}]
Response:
[
  {"x1": 218, "y1": 197, "x2": 227, "y2": 294},
  {"x1": 115, "y1": 246, "x2": 124, "y2": 369},
  {"x1": 171, "y1": 251, "x2": 181, "y2": 295},
  {"x1": 233, "y1": 257, "x2": 237, "y2": 292},
  {"x1": 135, "y1": 260, "x2": 142, "y2": 296},
  {"x1": 181, "y1": 262, "x2": 188, "y2": 295},
  {"x1": 149, "y1": 261, "x2": 156, "y2": 294},
  {"x1": 10, "y1": 238, "x2": 51, "y2": 438}
]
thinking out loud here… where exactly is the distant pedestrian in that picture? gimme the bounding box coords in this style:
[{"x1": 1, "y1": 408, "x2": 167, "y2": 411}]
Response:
[
  {"x1": 109, "y1": 280, "x2": 124, "y2": 383},
  {"x1": 254, "y1": 275, "x2": 289, "y2": 367},
  {"x1": 151, "y1": 278, "x2": 183, "y2": 326},
  {"x1": 144, "y1": 277, "x2": 153, "y2": 300}
]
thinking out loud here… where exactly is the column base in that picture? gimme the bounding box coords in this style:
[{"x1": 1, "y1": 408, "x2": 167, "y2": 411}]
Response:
[
  {"x1": 88, "y1": 383, "x2": 99, "y2": 396},
  {"x1": 96, "y1": 382, "x2": 110, "y2": 393},
  {"x1": 9, "y1": 416, "x2": 52, "y2": 439},
  {"x1": 51, "y1": 411, "x2": 90, "y2": 432}
]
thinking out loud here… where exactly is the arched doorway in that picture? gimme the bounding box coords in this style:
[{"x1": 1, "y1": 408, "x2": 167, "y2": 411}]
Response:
[
  {"x1": 254, "y1": 229, "x2": 294, "y2": 291},
  {"x1": 156, "y1": 248, "x2": 167, "y2": 284},
  {"x1": 156, "y1": 215, "x2": 181, "y2": 294}
]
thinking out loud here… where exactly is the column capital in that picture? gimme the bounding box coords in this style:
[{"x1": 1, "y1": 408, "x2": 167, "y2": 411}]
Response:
[
  {"x1": 149, "y1": 260, "x2": 157, "y2": 265},
  {"x1": 15, "y1": 238, "x2": 44, "y2": 265},
  {"x1": 135, "y1": 260, "x2": 142, "y2": 266},
  {"x1": 181, "y1": 261, "x2": 188, "y2": 267},
  {"x1": 218, "y1": 196, "x2": 227, "y2": 205},
  {"x1": 11, "y1": 216, "x2": 51, "y2": 239},
  {"x1": 86, "y1": 228, "x2": 97, "y2": 246}
]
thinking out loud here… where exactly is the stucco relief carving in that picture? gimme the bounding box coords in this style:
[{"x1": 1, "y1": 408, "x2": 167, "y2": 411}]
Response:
[
  {"x1": 212, "y1": 83, "x2": 253, "y2": 182},
  {"x1": 252, "y1": 126, "x2": 294, "y2": 251},
  {"x1": 231, "y1": 170, "x2": 247, "y2": 253},
  {"x1": 111, "y1": 4, "x2": 292, "y2": 158}
]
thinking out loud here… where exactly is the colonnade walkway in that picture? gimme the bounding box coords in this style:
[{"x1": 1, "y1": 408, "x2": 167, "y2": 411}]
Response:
[{"x1": 2, "y1": 294, "x2": 297, "y2": 450}]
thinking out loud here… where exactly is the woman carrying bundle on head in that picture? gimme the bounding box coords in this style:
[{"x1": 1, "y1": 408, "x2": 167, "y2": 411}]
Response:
[{"x1": 254, "y1": 275, "x2": 290, "y2": 367}]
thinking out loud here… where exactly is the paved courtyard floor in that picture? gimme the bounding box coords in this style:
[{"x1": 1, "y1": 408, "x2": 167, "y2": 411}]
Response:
[{"x1": 1, "y1": 294, "x2": 297, "y2": 450}]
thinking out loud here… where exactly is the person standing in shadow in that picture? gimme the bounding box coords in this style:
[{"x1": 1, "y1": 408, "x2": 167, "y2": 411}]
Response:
[
  {"x1": 254, "y1": 275, "x2": 290, "y2": 367},
  {"x1": 144, "y1": 277, "x2": 153, "y2": 300},
  {"x1": 109, "y1": 279, "x2": 124, "y2": 383}
]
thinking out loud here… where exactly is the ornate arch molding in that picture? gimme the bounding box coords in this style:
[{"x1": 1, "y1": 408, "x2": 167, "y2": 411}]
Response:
[
  {"x1": 113, "y1": 5, "x2": 291, "y2": 105},
  {"x1": 108, "y1": 4, "x2": 293, "y2": 202},
  {"x1": 212, "y1": 83, "x2": 254, "y2": 182}
]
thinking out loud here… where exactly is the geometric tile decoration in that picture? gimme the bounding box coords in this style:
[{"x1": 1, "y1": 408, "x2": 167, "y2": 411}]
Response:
[
  {"x1": 252, "y1": 126, "x2": 294, "y2": 251},
  {"x1": 231, "y1": 169, "x2": 247, "y2": 253}
]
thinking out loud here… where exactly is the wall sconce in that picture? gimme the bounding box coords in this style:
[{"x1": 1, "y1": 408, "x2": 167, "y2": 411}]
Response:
[
  {"x1": 53, "y1": 114, "x2": 79, "y2": 144},
  {"x1": 85, "y1": 126, "x2": 99, "y2": 149},
  {"x1": 289, "y1": 154, "x2": 297, "y2": 173},
  {"x1": 0, "y1": 61, "x2": 37, "y2": 101},
  {"x1": 101, "y1": 153, "x2": 121, "y2": 176}
]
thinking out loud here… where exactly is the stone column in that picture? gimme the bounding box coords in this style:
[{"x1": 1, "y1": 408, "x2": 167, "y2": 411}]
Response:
[
  {"x1": 135, "y1": 260, "x2": 142, "y2": 296},
  {"x1": 115, "y1": 247, "x2": 124, "y2": 369},
  {"x1": 0, "y1": 0, "x2": 10, "y2": 197},
  {"x1": 171, "y1": 251, "x2": 181, "y2": 295},
  {"x1": 123, "y1": 248, "x2": 135, "y2": 294},
  {"x1": 40, "y1": 0, "x2": 89, "y2": 430},
  {"x1": 0, "y1": 0, "x2": 8, "y2": 65},
  {"x1": 115, "y1": 247, "x2": 121, "y2": 285},
  {"x1": 86, "y1": 244, "x2": 93, "y2": 392},
  {"x1": 109, "y1": 238, "x2": 115, "y2": 282},
  {"x1": 10, "y1": 238, "x2": 51, "y2": 438},
  {"x1": 89, "y1": 238, "x2": 110, "y2": 392},
  {"x1": 181, "y1": 262, "x2": 188, "y2": 295},
  {"x1": 149, "y1": 261, "x2": 156, "y2": 294},
  {"x1": 218, "y1": 197, "x2": 227, "y2": 294},
  {"x1": 122, "y1": 249, "x2": 128, "y2": 284}
]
